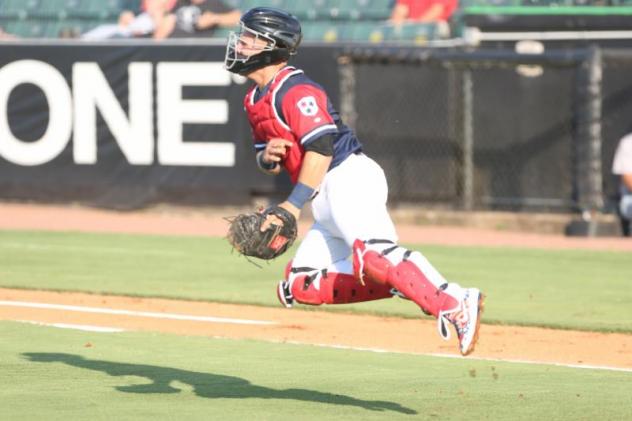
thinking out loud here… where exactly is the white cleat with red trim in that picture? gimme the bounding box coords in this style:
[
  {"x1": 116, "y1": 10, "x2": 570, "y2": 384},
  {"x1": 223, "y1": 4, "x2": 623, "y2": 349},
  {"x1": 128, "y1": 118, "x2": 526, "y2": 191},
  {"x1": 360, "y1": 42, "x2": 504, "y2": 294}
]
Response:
[{"x1": 437, "y1": 288, "x2": 485, "y2": 356}]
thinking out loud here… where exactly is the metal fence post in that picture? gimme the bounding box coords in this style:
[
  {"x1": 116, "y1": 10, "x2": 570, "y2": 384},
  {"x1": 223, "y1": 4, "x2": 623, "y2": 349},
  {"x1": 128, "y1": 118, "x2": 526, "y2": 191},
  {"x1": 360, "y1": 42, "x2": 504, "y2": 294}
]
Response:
[
  {"x1": 338, "y1": 55, "x2": 358, "y2": 131},
  {"x1": 574, "y1": 46, "x2": 604, "y2": 214},
  {"x1": 461, "y1": 68, "x2": 474, "y2": 211}
]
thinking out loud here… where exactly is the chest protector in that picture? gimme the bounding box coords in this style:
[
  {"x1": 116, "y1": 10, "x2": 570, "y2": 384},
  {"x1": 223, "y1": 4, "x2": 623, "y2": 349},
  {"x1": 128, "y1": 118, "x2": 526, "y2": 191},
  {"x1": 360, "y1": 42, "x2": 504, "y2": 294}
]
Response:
[{"x1": 244, "y1": 67, "x2": 305, "y2": 184}]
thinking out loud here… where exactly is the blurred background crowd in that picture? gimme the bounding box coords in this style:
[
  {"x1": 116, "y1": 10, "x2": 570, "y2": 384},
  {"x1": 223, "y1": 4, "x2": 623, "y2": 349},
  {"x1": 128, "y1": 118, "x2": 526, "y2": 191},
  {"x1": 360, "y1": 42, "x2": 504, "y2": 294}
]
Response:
[{"x1": 0, "y1": 0, "x2": 625, "y2": 44}]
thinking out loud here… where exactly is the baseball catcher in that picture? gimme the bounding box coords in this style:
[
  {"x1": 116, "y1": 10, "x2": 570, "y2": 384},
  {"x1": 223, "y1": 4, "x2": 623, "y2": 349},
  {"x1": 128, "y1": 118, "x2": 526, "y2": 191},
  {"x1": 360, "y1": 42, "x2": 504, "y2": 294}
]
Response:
[
  {"x1": 227, "y1": 206, "x2": 297, "y2": 260},
  {"x1": 224, "y1": 7, "x2": 484, "y2": 356}
]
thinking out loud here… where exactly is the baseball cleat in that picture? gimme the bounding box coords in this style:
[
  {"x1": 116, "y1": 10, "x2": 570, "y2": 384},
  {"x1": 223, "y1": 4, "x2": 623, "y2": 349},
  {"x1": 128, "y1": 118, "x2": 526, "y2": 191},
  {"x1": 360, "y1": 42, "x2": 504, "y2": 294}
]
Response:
[
  {"x1": 276, "y1": 280, "x2": 294, "y2": 308},
  {"x1": 437, "y1": 288, "x2": 484, "y2": 356}
]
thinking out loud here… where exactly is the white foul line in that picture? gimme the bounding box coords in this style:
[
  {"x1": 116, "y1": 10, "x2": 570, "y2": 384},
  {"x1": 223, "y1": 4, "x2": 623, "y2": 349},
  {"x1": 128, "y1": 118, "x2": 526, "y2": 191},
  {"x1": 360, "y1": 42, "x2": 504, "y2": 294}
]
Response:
[
  {"x1": 4, "y1": 301, "x2": 630, "y2": 373},
  {"x1": 18, "y1": 320, "x2": 126, "y2": 333},
  {"x1": 278, "y1": 340, "x2": 632, "y2": 374},
  {"x1": 0, "y1": 300, "x2": 277, "y2": 326}
]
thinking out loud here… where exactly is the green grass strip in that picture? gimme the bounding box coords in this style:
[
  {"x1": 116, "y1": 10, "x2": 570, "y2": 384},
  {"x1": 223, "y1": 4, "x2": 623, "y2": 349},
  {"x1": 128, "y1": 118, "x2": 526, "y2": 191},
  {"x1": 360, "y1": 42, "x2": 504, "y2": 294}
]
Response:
[
  {"x1": 1, "y1": 321, "x2": 631, "y2": 420},
  {"x1": 462, "y1": 5, "x2": 632, "y2": 15}
]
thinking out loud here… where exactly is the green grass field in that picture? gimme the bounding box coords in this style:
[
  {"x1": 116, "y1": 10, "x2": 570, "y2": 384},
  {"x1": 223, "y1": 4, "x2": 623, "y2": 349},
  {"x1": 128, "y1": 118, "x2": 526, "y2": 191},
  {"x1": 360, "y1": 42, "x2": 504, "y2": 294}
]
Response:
[
  {"x1": 1, "y1": 321, "x2": 631, "y2": 421},
  {"x1": 1, "y1": 230, "x2": 631, "y2": 420}
]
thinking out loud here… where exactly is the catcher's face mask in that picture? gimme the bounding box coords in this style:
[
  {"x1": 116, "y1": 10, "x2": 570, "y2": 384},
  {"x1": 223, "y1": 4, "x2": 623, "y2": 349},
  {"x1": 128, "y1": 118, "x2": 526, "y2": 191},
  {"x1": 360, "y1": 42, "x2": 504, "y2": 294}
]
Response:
[{"x1": 224, "y1": 24, "x2": 276, "y2": 71}]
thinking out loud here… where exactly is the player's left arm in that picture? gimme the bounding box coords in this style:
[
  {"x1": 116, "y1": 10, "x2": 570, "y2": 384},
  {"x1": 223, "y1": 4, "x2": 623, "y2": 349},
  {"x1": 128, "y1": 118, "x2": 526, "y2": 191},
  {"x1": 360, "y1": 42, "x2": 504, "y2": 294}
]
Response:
[
  {"x1": 261, "y1": 144, "x2": 332, "y2": 231},
  {"x1": 279, "y1": 144, "x2": 333, "y2": 219}
]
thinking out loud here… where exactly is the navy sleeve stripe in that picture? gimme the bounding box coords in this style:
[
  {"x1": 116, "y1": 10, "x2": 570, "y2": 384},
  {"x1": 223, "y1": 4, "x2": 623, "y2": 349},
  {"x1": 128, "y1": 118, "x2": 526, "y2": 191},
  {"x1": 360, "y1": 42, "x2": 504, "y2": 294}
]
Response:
[{"x1": 301, "y1": 124, "x2": 338, "y2": 145}]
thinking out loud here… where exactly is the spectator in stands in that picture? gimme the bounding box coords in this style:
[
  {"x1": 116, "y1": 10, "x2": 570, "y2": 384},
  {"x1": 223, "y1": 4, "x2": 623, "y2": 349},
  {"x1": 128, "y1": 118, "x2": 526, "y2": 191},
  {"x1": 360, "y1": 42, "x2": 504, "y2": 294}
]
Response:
[
  {"x1": 0, "y1": 27, "x2": 18, "y2": 40},
  {"x1": 612, "y1": 132, "x2": 632, "y2": 236},
  {"x1": 59, "y1": 27, "x2": 81, "y2": 39},
  {"x1": 81, "y1": 0, "x2": 177, "y2": 40},
  {"x1": 153, "y1": 0, "x2": 240, "y2": 39},
  {"x1": 388, "y1": 0, "x2": 458, "y2": 37}
]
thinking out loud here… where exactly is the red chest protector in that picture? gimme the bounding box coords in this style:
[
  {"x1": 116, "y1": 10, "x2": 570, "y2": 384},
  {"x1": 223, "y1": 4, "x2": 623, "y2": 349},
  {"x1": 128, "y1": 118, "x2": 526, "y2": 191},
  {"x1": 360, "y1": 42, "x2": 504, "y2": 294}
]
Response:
[{"x1": 244, "y1": 67, "x2": 305, "y2": 184}]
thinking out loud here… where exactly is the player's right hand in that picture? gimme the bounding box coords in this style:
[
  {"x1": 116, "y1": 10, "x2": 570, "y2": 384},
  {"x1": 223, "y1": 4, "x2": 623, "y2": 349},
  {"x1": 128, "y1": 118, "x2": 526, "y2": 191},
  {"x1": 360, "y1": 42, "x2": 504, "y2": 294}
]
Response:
[{"x1": 262, "y1": 138, "x2": 293, "y2": 164}]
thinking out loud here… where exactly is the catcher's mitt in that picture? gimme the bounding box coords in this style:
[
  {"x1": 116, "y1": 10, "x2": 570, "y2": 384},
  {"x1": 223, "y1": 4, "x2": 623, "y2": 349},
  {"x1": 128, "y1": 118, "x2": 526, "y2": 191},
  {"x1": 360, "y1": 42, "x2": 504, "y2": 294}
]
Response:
[{"x1": 227, "y1": 206, "x2": 297, "y2": 260}]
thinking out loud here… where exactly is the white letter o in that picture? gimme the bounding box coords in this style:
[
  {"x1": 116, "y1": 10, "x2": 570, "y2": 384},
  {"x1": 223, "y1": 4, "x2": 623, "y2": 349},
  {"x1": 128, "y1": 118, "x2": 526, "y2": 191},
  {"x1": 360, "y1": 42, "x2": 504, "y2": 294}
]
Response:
[{"x1": 0, "y1": 60, "x2": 72, "y2": 166}]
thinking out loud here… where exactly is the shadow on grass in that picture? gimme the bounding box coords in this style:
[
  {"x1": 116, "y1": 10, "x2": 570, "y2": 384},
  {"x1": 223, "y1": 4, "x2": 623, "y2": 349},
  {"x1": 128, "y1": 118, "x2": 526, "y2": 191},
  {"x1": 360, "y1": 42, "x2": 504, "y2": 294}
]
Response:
[{"x1": 23, "y1": 353, "x2": 417, "y2": 415}]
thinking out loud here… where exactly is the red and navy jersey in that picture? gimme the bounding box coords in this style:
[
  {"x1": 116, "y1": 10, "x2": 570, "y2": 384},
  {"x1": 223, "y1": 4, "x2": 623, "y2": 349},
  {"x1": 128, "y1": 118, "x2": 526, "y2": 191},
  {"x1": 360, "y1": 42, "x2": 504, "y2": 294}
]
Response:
[{"x1": 243, "y1": 66, "x2": 362, "y2": 184}]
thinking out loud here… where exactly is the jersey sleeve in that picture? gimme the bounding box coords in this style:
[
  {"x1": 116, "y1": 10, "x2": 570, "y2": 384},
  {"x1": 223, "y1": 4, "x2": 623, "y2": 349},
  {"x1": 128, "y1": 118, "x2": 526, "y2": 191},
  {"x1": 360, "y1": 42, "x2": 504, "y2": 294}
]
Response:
[{"x1": 280, "y1": 84, "x2": 338, "y2": 147}]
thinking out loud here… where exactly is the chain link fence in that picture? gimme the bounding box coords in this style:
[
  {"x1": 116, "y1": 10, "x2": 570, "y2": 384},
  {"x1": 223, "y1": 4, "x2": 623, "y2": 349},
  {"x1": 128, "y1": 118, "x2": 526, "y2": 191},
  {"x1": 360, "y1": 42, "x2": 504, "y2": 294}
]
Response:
[{"x1": 339, "y1": 46, "x2": 632, "y2": 213}]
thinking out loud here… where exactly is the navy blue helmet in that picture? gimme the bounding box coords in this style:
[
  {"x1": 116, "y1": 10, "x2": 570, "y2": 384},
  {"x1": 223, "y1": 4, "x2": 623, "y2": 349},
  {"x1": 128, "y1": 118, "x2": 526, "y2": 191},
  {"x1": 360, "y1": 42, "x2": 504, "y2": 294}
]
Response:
[{"x1": 224, "y1": 7, "x2": 302, "y2": 76}]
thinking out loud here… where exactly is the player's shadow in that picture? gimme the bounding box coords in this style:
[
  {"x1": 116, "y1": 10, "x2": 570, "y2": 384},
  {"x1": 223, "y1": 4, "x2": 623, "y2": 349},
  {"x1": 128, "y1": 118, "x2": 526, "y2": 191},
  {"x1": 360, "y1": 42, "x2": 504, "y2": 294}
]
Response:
[{"x1": 23, "y1": 353, "x2": 416, "y2": 415}]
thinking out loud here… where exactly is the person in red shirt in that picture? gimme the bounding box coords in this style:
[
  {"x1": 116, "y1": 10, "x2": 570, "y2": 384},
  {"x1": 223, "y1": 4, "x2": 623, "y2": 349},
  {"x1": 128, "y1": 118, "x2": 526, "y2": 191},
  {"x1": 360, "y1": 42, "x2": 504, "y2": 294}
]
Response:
[
  {"x1": 389, "y1": 0, "x2": 458, "y2": 24},
  {"x1": 224, "y1": 7, "x2": 484, "y2": 356}
]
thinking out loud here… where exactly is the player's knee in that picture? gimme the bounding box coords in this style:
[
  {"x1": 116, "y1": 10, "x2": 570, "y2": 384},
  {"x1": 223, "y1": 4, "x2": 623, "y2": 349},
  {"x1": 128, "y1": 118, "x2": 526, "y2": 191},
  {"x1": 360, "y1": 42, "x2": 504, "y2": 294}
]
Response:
[
  {"x1": 284, "y1": 260, "x2": 323, "y2": 305},
  {"x1": 286, "y1": 266, "x2": 327, "y2": 306},
  {"x1": 352, "y1": 238, "x2": 398, "y2": 284},
  {"x1": 291, "y1": 276, "x2": 327, "y2": 306}
]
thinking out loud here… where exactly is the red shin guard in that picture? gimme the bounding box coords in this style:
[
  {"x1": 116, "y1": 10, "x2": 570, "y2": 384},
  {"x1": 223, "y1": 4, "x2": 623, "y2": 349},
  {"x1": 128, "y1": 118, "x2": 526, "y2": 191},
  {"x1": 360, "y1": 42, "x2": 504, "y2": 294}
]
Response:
[
  {"x1": 353, "y1": 239, "x2": 458, "y2": 317},
  {"x1": 290, "y1": 271, "x2": 393, "y2": 306}
]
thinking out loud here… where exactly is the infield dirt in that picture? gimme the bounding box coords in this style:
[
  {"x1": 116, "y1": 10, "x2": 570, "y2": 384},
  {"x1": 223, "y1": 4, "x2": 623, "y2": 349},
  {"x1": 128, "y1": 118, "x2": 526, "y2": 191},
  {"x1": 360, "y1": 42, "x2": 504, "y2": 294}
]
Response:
[{"x1": 1, "y1": 203, "x2": 631, "y2": 370}]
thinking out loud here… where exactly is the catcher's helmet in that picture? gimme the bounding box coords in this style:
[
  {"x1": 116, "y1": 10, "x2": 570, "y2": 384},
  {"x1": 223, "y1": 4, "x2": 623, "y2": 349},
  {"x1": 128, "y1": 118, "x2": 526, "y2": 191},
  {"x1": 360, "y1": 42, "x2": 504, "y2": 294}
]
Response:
[{"x1": 224, "y1": 7, "x2": 302, "y2": 76}]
